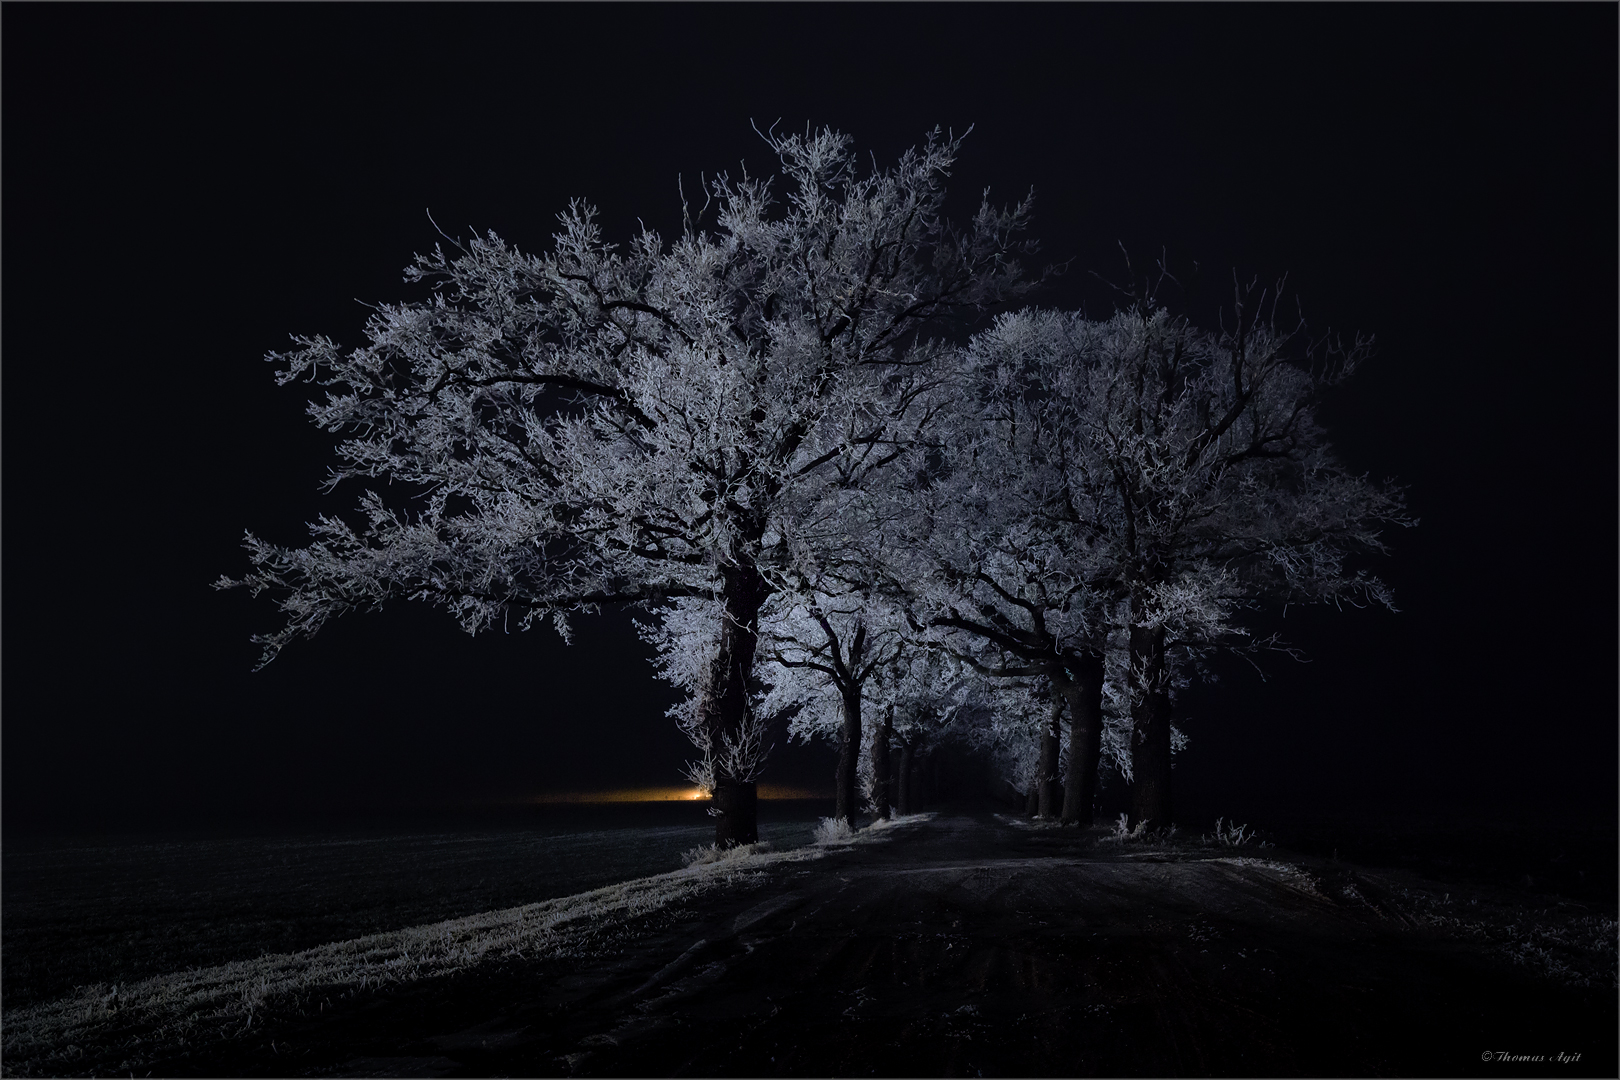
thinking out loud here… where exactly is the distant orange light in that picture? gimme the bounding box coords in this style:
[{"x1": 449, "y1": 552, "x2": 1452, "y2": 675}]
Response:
[
  {"x1": 529, "y1": 784, "x2": 829, "y2": 804},
  {"x1": 530, "y1": 786, "x2": 705, "y2": 804}
]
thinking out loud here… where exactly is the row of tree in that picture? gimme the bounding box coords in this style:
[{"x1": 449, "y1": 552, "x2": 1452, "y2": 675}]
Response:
[{"x1": 221, "y1": 127, "x2": 1408, "y2": 846}]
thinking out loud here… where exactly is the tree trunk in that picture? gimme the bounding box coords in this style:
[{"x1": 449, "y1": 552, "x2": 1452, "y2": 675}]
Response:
[
  {"x1": 705, "y1": 564, "x2": 769, "y2": 846},
  {"x1": 712, "y1": 782, "x2": 758, "y2": 846},
  {"x1": 870, "y1": 705, "x2": 893, "y2": 820},
  {"x1": 1128, "y1": 623, "x2": 1173, "y2": 831},
  {"x1": 1025, "y1": 782, "x2": 1039, "y2": 817},
  {"x1": 835, "y1": 686, "x2": 863, "y2": 828},
  {"x1": 1037, "y1": 697, "x2": 1063, "y2": 819},
  {"x1": 897, "y1": 741, "x2": 915, "y2": 816},
  {"x1": 1058, "y1": 651, "x2": 1105, "y2": 826}
]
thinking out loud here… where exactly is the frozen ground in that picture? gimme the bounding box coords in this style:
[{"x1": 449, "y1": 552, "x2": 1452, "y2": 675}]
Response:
[
  {"x1": 3, "y1": 807, "x2": 1615, "y2": 1077},
  {"x1": 1, "y1": 804, "x2": 828, "y2": 1012}
]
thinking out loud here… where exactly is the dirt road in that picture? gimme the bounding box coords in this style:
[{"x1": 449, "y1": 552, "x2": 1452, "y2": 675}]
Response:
[{"x1": 82, "y1": 810, "x2": 1620, "y2": 1077}]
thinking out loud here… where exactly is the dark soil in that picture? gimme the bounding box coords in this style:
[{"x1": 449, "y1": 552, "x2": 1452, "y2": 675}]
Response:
[{"x1": 28, "y1": 808, "x2": 1620, "y2": 1077}]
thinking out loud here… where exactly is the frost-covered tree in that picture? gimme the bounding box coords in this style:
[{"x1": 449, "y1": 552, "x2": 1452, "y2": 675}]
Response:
[
  {"x1": 218, "y1": 126, "x2": 1035, "y2": 845},
  {"x1": 753, "y1": 413, "x2": 963, "y2": 828},
  {"x1": 766, "y1": 609, "x2": 986, "y2": 823},
  {"x1": 944, "y1": 285, "x2": 1410, "y2": 829},
  {"x1": 758, "y1": 587, "x2": 907, "y2": 827},
  {"x1": 874, "y1": 643, "x2": 971, "y2": 815},
  {"x1": 894, "y1": 335, "x2": 1115, "y2": 824}
]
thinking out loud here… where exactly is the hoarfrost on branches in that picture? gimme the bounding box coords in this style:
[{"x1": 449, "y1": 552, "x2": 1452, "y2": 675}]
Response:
[
  {"x1": 218, "y1": 113, "x2": 1407, "y2": 838},
  {"x1": 220, "y1": 124, "x2": 1036, "y2": 843},
  {"x1": 942, "y1": 291, "x2": 1410, "y2": 826},
  {"x1": 892, "y1": 284, "x2": 1409, "y2": 824}
]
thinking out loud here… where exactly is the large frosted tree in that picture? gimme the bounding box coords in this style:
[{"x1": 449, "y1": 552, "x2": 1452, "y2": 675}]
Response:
[
  {"x1": 219, "y1": 126, "x2": 1034, "y2": 845},
  {"x1": 1061, "y1": 291, "x2": 1408, "y2": 829},
  {"x1": 906, "y1": 288, "x2": 1410, "y2": 828}
]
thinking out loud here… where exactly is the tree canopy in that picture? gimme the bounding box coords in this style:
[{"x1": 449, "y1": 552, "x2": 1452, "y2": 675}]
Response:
[
  {"x1": 224, "y1": 127, "x2": 1407, "y2": 843},
  {"x1": 221, "y1": 126, "x2": 1037, "y2": 843}
]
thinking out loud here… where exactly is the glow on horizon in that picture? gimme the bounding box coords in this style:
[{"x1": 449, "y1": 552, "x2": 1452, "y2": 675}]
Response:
[{"x1": 531, "y1": 784, "x2": 829, "y2": 804}]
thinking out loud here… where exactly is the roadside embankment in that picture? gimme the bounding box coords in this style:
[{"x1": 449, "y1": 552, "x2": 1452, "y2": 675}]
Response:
[{"x1": 4, "y1": 810, "x2": 1613, "y2": 1077}]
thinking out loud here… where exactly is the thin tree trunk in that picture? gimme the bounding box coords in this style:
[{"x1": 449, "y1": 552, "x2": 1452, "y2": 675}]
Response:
[
  {"x1": 835, "y1": 686, "x2": 863, "y2": 829},
  {"x1": 1128, "y1": 623, "x2": 1173, "y2": 831},
  {"x1": 897, "y1": 741, "x2": 914, "y2": 816},
  {"x1": 1025, "y1": 781, "x2": 1039, "y2": 817},
  {"x1": 706, "y1": 563, "x2": 769, "y2": 846},
  {"x1": 1037, "y1": 697, "x2": 1063, "y2": 819},
  {"x1": 1059, "y1": 651, "x2": 1105, "y2": 826},
  {"x1": 870, "y1": 705, "x2": 893, "y2": 820},
  {"x1": 890, "y1": 747, "x2": 903, "y2": 814}
]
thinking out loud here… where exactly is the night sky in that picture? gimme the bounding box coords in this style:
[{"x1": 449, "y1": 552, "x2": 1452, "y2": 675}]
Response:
[{"x1": 4, "y1": 5, "x2": 1614, "y2": 833}]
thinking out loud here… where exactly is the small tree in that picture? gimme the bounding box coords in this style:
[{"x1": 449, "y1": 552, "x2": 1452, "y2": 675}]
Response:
[
  {"x1": 759, "y1": 587, "x2": 907, "y2": 828},
  {"x1": 219, "y1": 126, "x2": 1034, "y2": 845},
  {"x1": 753, "y1": 412, "x2": 961, "y2": 828},
  {"x1": 863, "y1": 636, "x2": 973, "y2": 816}
]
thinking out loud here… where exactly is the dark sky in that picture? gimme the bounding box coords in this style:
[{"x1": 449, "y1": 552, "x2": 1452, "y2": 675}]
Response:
[{"x1": 4, "y1": 5, "x2": 1615, "y2": 831}]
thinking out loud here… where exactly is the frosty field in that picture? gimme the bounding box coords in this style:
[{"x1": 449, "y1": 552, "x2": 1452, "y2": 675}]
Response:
[{"x1": 1, "y1": 802, "x2": 830, "y2": 1013}]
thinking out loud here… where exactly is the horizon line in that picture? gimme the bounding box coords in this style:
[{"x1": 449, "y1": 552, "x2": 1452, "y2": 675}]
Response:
[{"x1": 528, "y1": 784, "x2": 832, "y2": 804}]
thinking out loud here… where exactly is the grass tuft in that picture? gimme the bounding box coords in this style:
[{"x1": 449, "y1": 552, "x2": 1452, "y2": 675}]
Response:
[
  {"x1": 813, "y1": 817, "x2": 856, "y2": 845},
  {"x1": 680, "y1": 840, "x2": 773, "y2": 867}
]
